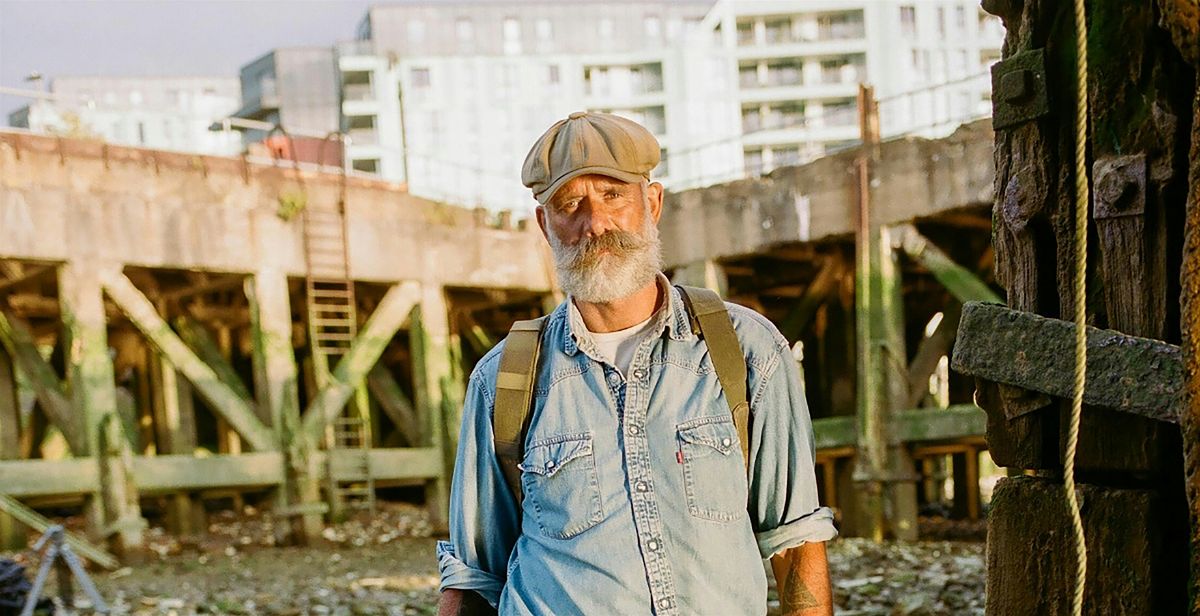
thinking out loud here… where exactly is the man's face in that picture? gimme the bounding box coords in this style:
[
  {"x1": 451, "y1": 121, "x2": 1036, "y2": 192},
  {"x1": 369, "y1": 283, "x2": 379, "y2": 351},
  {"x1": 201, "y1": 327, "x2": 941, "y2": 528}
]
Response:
[{"x1": 536, "y1": 174, "x2": 665, "y2": 303}]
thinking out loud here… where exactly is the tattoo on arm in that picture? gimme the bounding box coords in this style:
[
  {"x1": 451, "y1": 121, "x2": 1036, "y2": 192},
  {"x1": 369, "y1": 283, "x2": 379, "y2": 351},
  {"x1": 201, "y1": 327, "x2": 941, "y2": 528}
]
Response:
[{"x1": 782, "y1": 560, "x2": 820, "y2": 613}]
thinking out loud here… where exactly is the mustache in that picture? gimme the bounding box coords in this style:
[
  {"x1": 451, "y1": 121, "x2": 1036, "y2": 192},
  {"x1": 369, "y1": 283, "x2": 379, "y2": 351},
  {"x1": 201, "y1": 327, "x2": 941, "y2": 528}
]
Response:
[{"x1": 559, "y1": 229, "x2": 653, "y2": 270}]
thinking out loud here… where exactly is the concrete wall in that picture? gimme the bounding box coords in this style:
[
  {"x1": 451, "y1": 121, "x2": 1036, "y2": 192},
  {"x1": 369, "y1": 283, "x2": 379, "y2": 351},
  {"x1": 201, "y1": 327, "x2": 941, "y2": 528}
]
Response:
[
  {"x1": 659, "y1": 118, "x2": 994, "y2": 268},
  {"x1": 0, "y1": 131, "x2": 551, "y2": 291}
]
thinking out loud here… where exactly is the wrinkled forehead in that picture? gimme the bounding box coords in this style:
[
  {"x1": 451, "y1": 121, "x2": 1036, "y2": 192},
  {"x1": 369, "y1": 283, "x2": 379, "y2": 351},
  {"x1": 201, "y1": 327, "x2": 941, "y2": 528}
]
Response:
[{"x1": 550, "y1": 174, "x2": 641, "y2": 203}]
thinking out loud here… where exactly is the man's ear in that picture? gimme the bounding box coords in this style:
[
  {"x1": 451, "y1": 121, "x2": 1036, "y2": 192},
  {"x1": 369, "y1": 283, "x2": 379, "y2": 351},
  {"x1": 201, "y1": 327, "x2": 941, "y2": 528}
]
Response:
[
  {"x1": 646, "y1": 181, "x2": 665, "y2": 224},
  {"x1": 535, "y1": 205, "x2": 551, "y2": 242}
]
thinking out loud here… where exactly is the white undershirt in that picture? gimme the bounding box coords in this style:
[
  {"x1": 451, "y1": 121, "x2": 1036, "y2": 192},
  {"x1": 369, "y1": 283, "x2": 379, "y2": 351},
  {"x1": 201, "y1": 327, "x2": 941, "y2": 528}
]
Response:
[{"x1": 570, "y1": 304, "x2": 658, "y2": 376}]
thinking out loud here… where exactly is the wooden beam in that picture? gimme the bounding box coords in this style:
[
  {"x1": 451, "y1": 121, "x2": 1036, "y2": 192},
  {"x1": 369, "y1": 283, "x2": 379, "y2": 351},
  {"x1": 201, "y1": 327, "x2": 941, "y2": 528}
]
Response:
[
  {"x1": 0, "y1": 265, "x2": 52, "y2": 294},
  {"x1": 0, "y1": 493, "x2": 119, "y2": 569},
  {"x1": 367, "y1": 364, "x2": 421, "y2": 446},
  {"x1": 174, "y1": 317, "x2": 254, "y2": 405},
  {"x1": 0, "y1": 449, "x2": 442, "y2": 498},
  {"x1": 100, "y1": 271, "x2": 275, "y2": 452},
  {"x1": 780, "y1": 257, "x2": 843, "y2": 340},
  {"x1": 0, "y1": 312, "x2": 83, "y2": 454},
  {"x1": 906, "y1": 302, "x2": 963, "y2": 408},
  {"x1": 458, "y1": 312, "x2": 495, "y2": 357},
  {"x1": 60, "y1": 262, "x2": 144, "y2": 553},
  {"x1": 160, "y1": 274, "x2": 246, "y2": 301},
  {"x1": 301, "y1": 281, "x2": 421, "y2": 444},
  {"x1": 813, "y1": 404, "x2": 987, "y2": 450},
  {"x1": 894, "y1": 223, "x2": 1002, "y2": 304},
  {"x1": 951, "y1": 302, "x2": 1181, "y2": 424}
]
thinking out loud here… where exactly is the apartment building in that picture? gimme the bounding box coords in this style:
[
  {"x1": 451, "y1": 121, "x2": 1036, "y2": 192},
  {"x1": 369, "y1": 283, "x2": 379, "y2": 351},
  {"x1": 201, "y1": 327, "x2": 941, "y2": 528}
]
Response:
[
  {"x1": 7, "y1": 76, "x2": 243, "y2": 156},
  {"x1": 699, "y1": 0, "x2": 1003, "y2": 181},
  {"x1": 233, "y1": 0, "x2": 1002, "y2": 209},
  {"x1": 233, "y1": 47, "x2": 342, "y2": 152},
  {"x1": 335, "y1": 0, "x2": 714, "y2": 210}
]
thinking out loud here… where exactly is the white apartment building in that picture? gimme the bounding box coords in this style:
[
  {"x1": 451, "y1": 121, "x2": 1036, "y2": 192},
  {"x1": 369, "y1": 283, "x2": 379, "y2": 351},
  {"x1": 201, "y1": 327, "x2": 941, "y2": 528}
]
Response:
[
  {"x1": 8, "y1": 76, "x2": 243, "y2": 156},
  {"x1": 696, "y1": 0, "x2": 1004, "y2": 182},
  {"x1": 323, "y1": 0, "x2": 1002, "y2": 209},
  {"x1": 336, "y1": 0, "x2": 714, "y2": 211}
]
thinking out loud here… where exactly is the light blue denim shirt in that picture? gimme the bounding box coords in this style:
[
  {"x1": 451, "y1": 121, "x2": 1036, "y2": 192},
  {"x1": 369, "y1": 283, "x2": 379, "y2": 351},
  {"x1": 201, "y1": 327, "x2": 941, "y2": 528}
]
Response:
[{"x1": 437, "y1": 278, "x2": 837, "y2": 615}]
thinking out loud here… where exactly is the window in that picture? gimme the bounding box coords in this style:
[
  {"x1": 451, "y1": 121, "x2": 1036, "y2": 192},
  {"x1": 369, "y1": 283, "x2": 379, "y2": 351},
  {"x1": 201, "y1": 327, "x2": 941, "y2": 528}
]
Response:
[
  {"x1": 654, "y1": 148, "x2": 669, "y2": 178},
  {"x1": 456, "y1": 18, "x2": 473, "y2": 41},
  {"x1": 407, "y1": 19, "x2": 426, "y2": 44},
  {"x1": 548, "y1": 64, "x2": 560, "y2": 84},
  {"x1": 644, "y1": 16, "x2": 661, "y2": 38},
  {"x1": 137, "y1": 122, "x2": 146, "y2": 144},
  {"x1": 744, "y1": 149, "x2": 764, "y2": 176},
  {"x1": 351, "y1": 158, "x2": 379, "y2": 174},
  {"x1": 536, "y1": 18, "x2": 552, "y2": 40},
  {"x1": 503, "y1": 17, "x2": 521, "y2": 54},
  {"x1": 129, "y1": 90, "x2": 143, "y2": 105},
  {"x1": 411, "y1": 67, "x2": 431, "y2": 88},
  {"x1": 936, "y1": 7, "x2": 946, "y2": 36},
  {"x1": 900, "y1": 6, "x2": 916, "y2": 37},
  {"x1": 955, "y1": 6, "x2": 967, "y2": 31},
  {"x1": 599, "y1": 18, "x2": 614, "y2": 39}
]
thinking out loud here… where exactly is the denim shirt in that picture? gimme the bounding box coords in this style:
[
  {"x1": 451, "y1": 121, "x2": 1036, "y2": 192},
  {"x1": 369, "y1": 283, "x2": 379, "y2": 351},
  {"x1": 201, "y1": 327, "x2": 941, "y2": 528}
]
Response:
[{"x1": 437, "y1": 279, "x2": 837, "y2": 615}]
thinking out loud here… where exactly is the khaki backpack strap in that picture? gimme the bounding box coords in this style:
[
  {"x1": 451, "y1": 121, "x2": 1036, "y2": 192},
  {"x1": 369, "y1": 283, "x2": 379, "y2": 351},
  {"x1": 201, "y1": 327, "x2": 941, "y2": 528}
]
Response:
[
  {"x1": 493, "y1": 317, "x2": 548, "y2": 507},
  {"x1": 677, "y1": 286, "x2": 751, "y2": 477}
]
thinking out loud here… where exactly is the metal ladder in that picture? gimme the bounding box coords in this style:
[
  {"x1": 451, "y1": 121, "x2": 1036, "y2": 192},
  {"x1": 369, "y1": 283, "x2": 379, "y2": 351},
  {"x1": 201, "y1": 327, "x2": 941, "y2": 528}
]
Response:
[{"x1": 302, "y1": 192, "x2": 375, "y2": 517}]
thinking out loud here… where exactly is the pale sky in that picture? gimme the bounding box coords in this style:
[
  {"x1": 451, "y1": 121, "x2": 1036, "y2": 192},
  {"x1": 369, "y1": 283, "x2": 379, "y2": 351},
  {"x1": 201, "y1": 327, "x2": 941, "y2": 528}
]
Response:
[{"x1": 0, "y1": 0, "x2": 382, "y2": 117}]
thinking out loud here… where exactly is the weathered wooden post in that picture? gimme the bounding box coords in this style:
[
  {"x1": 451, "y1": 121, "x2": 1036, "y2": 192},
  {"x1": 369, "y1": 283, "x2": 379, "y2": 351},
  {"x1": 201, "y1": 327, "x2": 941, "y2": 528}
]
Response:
[
  {"x1": 953, "y1": 1, "x2": 1197, "y2": 612},
  {"x1": 853, "y1": 84, "x2": 919, "y2": 541},
  {"x1": 0, "y1": 344, "x2": 25, "y2": 550},
  {"x1": 247, "y1": 272, "x2": 322, "y2": 544},
  {"x1": 59, "y1": 262, "x2": 144, "y2": 555},
  {"x1": 410, "y1": 284, "x2": 454, "y2": 529}
]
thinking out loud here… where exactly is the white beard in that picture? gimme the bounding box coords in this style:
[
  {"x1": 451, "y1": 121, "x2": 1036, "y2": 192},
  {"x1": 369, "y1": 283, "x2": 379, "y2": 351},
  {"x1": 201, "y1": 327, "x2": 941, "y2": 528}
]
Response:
[{"x1": 546, "y1": 208, "x2": 663, "y2": 304}]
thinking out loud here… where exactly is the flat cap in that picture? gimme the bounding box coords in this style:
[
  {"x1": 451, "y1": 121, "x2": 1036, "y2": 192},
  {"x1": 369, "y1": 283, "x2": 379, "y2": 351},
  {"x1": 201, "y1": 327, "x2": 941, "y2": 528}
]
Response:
[{"x1": 522, "y1": 111, "x2": 660, "y2": 204}]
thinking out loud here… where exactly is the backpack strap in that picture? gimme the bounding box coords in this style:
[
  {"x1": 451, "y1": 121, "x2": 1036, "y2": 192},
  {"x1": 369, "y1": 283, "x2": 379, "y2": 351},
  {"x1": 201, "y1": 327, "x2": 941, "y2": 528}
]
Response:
[
  {"x1": 492, "y1": 317, "x2": 548, "y2": 507},
  {"x1": 676, "y1": 285, "x2": 751, "y2": 478}
]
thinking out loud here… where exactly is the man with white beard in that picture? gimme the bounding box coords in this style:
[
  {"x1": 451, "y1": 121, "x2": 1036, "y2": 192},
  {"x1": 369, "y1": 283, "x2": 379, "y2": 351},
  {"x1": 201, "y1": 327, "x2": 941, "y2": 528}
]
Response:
[{"x1": 436, "y1": 112, "x2": 836, "y2": 616}]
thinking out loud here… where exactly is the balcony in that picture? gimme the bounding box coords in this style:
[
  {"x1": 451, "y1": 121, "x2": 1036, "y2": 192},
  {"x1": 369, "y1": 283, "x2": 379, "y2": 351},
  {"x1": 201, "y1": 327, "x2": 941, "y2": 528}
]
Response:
[
  {"x1": 343, "y1": 82, "x2": 374, "y2": 102},
  {"x1": 347, "y1": 127, "x2": 377, "y2": 146}
]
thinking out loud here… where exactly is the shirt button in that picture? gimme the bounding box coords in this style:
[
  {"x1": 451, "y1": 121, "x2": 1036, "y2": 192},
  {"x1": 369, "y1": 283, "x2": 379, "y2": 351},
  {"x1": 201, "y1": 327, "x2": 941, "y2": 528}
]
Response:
[
  {"x1": 647, "y1": 539, "x2": 659, "y2": 551},
  {"x1": 632, "y1": 368, "x2": 646, "y2": 380},
  {"x1": 658, "y1": 598, "x2": 671, "y2": 609},
  {"x1": 636, "y1": 481, "x2": 648, "y2": 492},
  {"x1": 628, "y1": 424, "x2": 641, "y2": 435},
  {"x1": 546, "y1": 460, "x2": 556, "y2": 469},
  {"x1": 721, "y1": 437, "x2": 732, "y2": 447}
]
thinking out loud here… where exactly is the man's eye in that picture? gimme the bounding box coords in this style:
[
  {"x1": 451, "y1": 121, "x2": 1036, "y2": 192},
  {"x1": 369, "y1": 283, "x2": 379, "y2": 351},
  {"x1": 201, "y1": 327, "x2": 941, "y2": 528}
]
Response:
[{"x1": 605, "y1": 192, "x2": 621, "y2": 200}]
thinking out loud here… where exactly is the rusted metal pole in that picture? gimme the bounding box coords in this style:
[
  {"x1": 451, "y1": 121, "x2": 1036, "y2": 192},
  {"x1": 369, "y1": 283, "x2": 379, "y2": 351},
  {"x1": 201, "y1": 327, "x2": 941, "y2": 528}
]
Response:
[{"x1": 853, "y1": 83, "x2": 886, "y2": 541}]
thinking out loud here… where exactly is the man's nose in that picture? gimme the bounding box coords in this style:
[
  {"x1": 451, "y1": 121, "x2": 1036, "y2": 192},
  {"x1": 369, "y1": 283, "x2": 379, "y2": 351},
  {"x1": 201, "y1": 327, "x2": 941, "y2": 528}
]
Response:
[{"x1": 581, "y1": 203, "x2": 614, "y2": 238}]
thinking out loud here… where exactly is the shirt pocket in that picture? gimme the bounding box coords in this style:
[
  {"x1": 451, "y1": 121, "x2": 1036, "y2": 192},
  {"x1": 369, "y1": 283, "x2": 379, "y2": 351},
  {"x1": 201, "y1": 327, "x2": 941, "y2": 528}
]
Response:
[
  {"x1": 676, "y1": 416, "x2": 747, "y2": 523},
  {"x1": 519, "y1": 432, "x2": 605, "y2": 539}
]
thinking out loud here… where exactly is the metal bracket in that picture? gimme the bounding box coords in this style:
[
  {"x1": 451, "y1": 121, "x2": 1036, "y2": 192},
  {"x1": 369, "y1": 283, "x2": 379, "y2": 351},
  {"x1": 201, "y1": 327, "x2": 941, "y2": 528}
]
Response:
[
  {"x1": 991, "y1": 49, "x2": 1050, "y2": 129},
  {"x1": 1093, "y1": 154, "x2": 1147, "y2": 219}
]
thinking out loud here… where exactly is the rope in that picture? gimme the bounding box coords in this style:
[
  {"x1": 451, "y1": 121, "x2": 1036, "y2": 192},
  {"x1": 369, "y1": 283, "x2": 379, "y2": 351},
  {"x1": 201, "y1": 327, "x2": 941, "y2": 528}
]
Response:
[{"x1": 1066, "y1": 0, "x2": 1090, "y2": 614}]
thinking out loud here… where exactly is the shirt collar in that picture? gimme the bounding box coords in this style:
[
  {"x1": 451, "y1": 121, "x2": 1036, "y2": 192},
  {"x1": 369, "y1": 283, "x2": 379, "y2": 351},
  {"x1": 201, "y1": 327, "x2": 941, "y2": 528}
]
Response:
[{"x1": 556, "y1": 273, "x2": 696, "y2": 357}]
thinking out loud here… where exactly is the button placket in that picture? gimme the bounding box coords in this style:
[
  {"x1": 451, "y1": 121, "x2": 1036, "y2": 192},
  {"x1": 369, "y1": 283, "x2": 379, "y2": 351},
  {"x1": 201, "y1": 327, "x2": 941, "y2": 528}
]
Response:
[{"x1": 622, "y1": 347, "x2": 678, "y2": 615}]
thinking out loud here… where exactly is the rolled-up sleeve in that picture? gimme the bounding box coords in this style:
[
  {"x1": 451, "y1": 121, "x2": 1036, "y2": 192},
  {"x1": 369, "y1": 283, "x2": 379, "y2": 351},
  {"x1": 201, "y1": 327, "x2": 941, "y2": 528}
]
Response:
[
  {"x1": 747, "y1": 339, "x2": 838, "y2": 558},
  {"x1": 436, "y1": 365, "x2": 520, "y2": 608}
]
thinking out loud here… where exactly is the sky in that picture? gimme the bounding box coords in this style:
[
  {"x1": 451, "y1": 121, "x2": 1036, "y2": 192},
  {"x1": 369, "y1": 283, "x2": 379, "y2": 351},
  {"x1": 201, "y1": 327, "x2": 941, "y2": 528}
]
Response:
[{"x1": 0, "y1": 0, "x2": 381, "y2": 117}]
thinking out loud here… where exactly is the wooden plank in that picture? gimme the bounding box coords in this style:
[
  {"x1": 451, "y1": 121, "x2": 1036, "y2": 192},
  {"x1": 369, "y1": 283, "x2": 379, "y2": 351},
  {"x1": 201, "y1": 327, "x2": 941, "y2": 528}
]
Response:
[
  {"x1": 779, "y1": 257, "x2": 843, "y2": 341},
  {"x1": 302, "y1": 281, "x2": 421, "y2": 444},
  {"x1": 0, "y1": 311, "x2": 84, "y2": 454},
  {"x1": 951, "y1": 302, "x2": 1181, "y2": 424},
  {"x1": 174, "y1": 316, "x2": 254, "y2": 403},
  {"x1": 813, "y1": 404, "x2": 987, "y2": 450},
  {"x1": 0, "y1": 449, "x2": 441, "y2": 498},
  {"x1": 0, "y1": 493, "x2": 119, "y2": 569},
  {"x1": 101, "y1": 271, "x2": 275, "y2": 452},
  {"x1": 894, "y1": 223, "x2": 1003, "y2": 304},
  {"x1": 906, "y1": 302, "x2": 963, "y2": 408},
  {"x1": 367, "y1": 364, "x2": 422, "y2": 446}
]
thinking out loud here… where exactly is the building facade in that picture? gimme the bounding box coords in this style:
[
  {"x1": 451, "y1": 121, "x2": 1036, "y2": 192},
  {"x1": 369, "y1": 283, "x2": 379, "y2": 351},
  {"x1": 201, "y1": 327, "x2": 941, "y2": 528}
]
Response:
[{"x1": 7, "y1": 76, "x2": 243, "y2": 156}]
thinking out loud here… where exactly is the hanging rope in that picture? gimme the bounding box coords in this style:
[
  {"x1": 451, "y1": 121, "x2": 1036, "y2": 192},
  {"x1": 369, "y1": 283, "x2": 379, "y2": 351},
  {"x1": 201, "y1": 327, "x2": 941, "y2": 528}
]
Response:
[{"x1": 1066, "y1": 0, "x2": 1090, "y2": 614}]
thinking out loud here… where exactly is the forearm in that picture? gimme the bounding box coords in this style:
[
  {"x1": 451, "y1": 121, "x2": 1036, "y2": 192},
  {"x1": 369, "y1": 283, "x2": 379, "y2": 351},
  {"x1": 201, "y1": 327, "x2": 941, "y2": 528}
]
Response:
[
  {"x1": 437, "y1": 588, "x2": 498, "y2": 616},
  {"x1": 770, "y1": 541, "x2": 833, "y2": 616}
]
